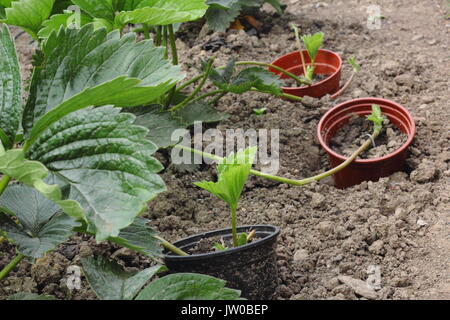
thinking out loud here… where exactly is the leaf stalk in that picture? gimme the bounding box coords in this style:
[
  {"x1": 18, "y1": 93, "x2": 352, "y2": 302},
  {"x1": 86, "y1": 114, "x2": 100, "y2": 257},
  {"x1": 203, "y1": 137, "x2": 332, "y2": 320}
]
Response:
[
  {"x1": 0, "y1": 253, "x2": 25, "y2": 281},
  {"x1": 170, "y1": 58, "x2": 215, "y2": 112},
  {"x1": 0, "y1": 175, "x2": 11, "y2": 197}
]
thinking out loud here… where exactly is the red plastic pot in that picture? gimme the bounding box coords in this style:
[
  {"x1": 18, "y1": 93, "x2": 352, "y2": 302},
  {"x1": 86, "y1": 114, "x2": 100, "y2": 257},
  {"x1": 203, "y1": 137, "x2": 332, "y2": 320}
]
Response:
[
  {"x1": 269, "y1": 49, "x2": 342, "y2": 98},
  {"x1": 317, "y1": 98, "x2": 416, "y2": 189}
]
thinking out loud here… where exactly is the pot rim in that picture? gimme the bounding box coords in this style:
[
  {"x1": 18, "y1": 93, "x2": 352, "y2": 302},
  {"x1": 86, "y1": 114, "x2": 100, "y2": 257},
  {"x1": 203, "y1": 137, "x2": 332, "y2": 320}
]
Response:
[
  {"x1": 271, "y1": 49, "x2": 343, "y2": 90},
  {"x1": 163, "y1": 224, "x2": 280, "y2": 261},
  {"x1": 317, "y1": 97, "x2": 416, "y2": 164}
]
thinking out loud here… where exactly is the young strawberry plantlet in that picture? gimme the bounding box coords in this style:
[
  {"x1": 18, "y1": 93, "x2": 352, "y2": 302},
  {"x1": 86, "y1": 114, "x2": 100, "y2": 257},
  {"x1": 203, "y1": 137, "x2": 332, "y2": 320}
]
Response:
[
  {"x1": 194, "y1": 147, "x2": 257, "y2": 248},
  {"x1": 270, "y1": 26, "x2": 360, "y2": 99},
  {"x1": 253, "y1": 107, "x2": 267, "y2": 115},
  {"x1": 161, "y1": 146, "x2": 281, "y2": 299},
  {"x1": 301, "y1": 31, "x2": 324, "y2": 82},
  {"x1": 291, "y1": 24, "x2": 324, "y2": 84}
]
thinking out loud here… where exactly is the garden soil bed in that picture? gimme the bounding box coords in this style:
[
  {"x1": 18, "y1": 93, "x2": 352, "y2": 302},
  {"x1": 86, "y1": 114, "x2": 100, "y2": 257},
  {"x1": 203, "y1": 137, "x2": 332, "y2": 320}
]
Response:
[{"x1": 1, "y1": 0, "x2": 449, "y2": 300}]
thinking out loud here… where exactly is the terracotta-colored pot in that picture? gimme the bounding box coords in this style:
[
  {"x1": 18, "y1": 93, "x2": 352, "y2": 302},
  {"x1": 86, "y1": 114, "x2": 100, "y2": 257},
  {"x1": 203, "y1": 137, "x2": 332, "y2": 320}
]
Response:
[
  {"x1": 317, "y1": 98, "x2": 416, "y2": 189},
  {"x1": 269, "y1": 49, "x2": 342, "y2": 98}
]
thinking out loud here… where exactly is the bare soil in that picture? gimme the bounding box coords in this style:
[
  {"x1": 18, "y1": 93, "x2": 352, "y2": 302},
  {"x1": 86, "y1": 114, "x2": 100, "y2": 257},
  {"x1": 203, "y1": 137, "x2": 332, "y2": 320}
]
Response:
[{"x1": 1, "y1": 0, "x2": 449, "y2": 300}]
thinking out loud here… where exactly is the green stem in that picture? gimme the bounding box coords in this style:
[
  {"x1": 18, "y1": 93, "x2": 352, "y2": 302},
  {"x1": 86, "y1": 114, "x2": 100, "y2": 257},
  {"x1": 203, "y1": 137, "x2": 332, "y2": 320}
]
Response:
[
  {"x1": 164, "y1": 24, "x2": 179, "y2": 108},
  {"x1": 231, "y1": 206, "x2": 238, "y2": 247},
  {"x1": 210, "y1": 92, "x2": 228, "y2": 105},
  {"x1": 175, "y1": 74, "x2": 204, "y2": 93},
  {"x1": 173, "y1": 128, "x2": 381, "y2": 187},
  {"x1": 155, "y1": 236, "x2": 188, "y2": 256},
  {"x1": 249, "y1": 88, "x2": 302, "y2": 102},
  {"x1": 190, "y1": 90, "x2": 224, "y2": 105},
  {"x1": 0, "y1": 175, "x2": 11, "y2": 197},
  {"x1": 280, "y1": 92, "x2": 303, "y2": 101},
  {"x1": 232, "y1": 61, "x2": 310, "y2": 85},
  {"x1": 142, "y1": 24, "x2": 150, "y2": 40},
  {"x1": 170, "y1": 58, "x2": 215, "y2": 112},
  {"x1": 291, "y1": 24, "x2": 309, "y2": 80},
  {"x1": 167, "y1": 24, "x2": 178, "y2": 65},
  {"x1": 155, "y1": 26, "x2": 162, "y2": 46},
  {"x1": 163, "y1": 26, "x2": 169, "y2": 60},
  {"x1": 0, "y1": 253, "x2": 25, "y2": 281},
  {"x1": 175, "y1": 60, "x2": 310, "y2": 94}
]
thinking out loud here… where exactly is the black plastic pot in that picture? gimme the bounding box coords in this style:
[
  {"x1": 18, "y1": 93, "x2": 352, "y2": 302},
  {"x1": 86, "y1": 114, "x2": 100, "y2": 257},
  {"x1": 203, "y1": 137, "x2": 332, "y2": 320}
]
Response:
[{"x1": 163, "y1": 225, "x2": 280, "y2": 300}]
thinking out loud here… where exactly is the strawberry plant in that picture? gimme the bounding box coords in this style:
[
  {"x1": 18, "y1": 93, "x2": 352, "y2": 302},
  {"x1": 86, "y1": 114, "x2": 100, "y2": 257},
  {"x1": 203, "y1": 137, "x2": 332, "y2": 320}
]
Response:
[
  {"x1": 0, "y1": 0, "x2": 304, "y2": 147},
  {"x1": 0, "y1": 23, "x2": 186, "y2": 279},
  {"x1": 0, "y1": 21, "x2": 242, "y2": 289}
]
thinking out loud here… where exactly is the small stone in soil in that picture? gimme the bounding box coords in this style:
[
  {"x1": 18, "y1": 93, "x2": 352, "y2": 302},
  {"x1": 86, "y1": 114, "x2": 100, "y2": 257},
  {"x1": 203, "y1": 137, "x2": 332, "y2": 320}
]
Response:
[
  {"x1": 293, "y1": 249, "x2": 309, "y2": 262},
  {"x1": 337, "y1": 276, "x2": 378, "y2": 300},
  {"x1": 317, "y1": 221, "x2": 334, "y2": 236},
  {"x1": 410, "y1": 160, "x2": 438, "y2": 183}
]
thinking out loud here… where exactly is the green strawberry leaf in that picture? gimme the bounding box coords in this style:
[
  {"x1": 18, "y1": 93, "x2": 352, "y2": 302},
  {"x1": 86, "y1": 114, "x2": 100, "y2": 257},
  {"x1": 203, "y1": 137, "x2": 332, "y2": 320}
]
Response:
[
  {"x1": 0, "y1": 184, "x2": 80, "y2": 259},
  {"x1": 302, "y1": 32, "x2": 324, "y2": 63},
  {"x1": 0, "y1": 148, "x2": 85, "y2": 220},
  {"x1": 0, "y1": 0, "x2": 55, "y2": 39},
  {"x1": 0, "y1": 24, "x2": 22, "y2": 149},
  {"x1": 109, "y1": 217, "x2": 163, "y2": 258},
  {"x1": 194, "y1": 147, "x2": 257, "y2": 210},
  {"x1": 134, "y1": 105, "x2": 186, "y2": 149},
  {"x1": 115, "y1": 0, "x2": 208, "y2": 27},
  {"x1": 37, "y1": 11, "x2": 94, "y2": 39},
  {"x1": 71, "y1": 0, "x2": 115, "y2": 21},
  {"x1": 204, "y1": 1, "x2": 241, "y2": 32},
  {"x1": 134, "y1": 102, "x2": 229, "y2": 149},
  {"x1": 23, "y1": 25, "x2": 184, "y2": 142},
  {"x1": 175, "y1": 102, "x2": 230, "y2": 126},
  {"x1": 207, "y1": 58, "x2": 236, "y2": 88},
  {"x1": 82, "y1": 255, "x2": 167, "y2": 300},
  {"x1": 136, "y1": 273, "x2": 243, "y2": 300},
  {"x1": 229, "y1": 67, "x2": 283, "y2": 95},
  {"x1": 206, "y1": 0, "x2": 239, "y2": 9},
  {"x1": 25, "y1": 106, "x2": 166, "y2": 241}
]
